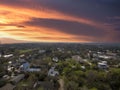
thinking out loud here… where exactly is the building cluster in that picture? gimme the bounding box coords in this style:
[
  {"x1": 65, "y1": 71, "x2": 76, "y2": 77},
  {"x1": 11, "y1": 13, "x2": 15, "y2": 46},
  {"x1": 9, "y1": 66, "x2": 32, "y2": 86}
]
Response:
[{"x1": 0, "y1": 44, "x2": 120, "y2": 90}]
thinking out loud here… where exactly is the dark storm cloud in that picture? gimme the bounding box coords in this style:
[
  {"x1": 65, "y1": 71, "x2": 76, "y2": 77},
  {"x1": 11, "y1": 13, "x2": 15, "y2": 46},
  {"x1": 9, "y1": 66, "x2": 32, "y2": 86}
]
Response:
[
  {"x1": 24, "y1": 18, "x2": 106, "y2": 37},
  {"x1": 1, "y1": 0, "x2": 120, "y2": 17},
  {"x1": 1, "y1": 0, "x2": 120, "y2": 28},
  {"x1": 106, "y1": 16, "x2": 120, "y2": 31},
  {"x1": 24, "y1": 17, "x2": 120, "y2": 42},
  {"x1": 41, "y1": 0, "x2": 119, "y2": 22},
  {"x1": 0, "y1": 0, "x2": 120, "y2": 42},
  {"x1": 0, "y1": 0, "x2": 120, "y2": 23}
]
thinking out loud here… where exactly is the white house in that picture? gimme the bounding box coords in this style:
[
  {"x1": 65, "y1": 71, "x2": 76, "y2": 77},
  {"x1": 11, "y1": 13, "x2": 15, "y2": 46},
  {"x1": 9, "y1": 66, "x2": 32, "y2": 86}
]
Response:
[
  {"x1": 4, "y1": 54, "x2": 13, "y2": 58},
  {"x1": 48, "y1": 67, "x2": 59, "y2": 76},
  {"x1": 98, "y1": 55, "x2": 111, "y2": 59},
  {"x1": 52, "y1": 57, "x2": 59, "y2": 62},
  {"x1": 98, "y1": 61, "x2": 108, "y2": 69}
]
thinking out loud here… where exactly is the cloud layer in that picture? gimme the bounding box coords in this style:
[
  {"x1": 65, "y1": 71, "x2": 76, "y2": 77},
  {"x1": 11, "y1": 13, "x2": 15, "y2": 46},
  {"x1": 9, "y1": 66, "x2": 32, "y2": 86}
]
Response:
[{"x1": 0, "y1": 0, "x2": 120, "y2": 43}]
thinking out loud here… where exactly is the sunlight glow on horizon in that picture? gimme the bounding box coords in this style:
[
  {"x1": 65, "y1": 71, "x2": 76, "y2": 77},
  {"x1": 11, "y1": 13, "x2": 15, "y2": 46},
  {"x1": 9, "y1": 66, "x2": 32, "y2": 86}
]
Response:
[{"x1": 0, "y1": 1, "x2": 119, "y2": 43}]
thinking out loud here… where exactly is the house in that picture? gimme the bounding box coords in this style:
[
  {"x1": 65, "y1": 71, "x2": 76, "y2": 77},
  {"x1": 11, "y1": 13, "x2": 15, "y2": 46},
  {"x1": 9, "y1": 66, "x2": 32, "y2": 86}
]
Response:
[
  {"x1": 10, "y1": 74, "x2": 25, "y2": 85},
  {"x1": 27, "y1": 68, "x2": 41, "y2": 72},
  {"x1": 98, "y1": 61, "x2": 108, "y2": 69},
  {"x1": 3, "y1": 75, "x2": 10, "y2": 80},
  {"x1": 19, "y1": 54, "x2": 25, "y2": 58},
  {"x1": 72, "y1": 55, "x2": 83, "y2": 63},
  {"x1": 8, "y1": 61, "x2": 12, "y2": 64},
  {"x1": 81, "y1": 66, "x2": 86, "y2": 70},
  {"x1": 48, "y1": 67, "x2": 59, "y2": 77},
  {"x1": 19, "y1": 62, "x2": 30, "y2": 71},
  {"x1": 52, "y1": 57, "x2": 59, "y2": 62},
  {"x1": 3, "y1": 54, "x2": 13, "y2": 58},
  {"x1": 7, "y1": 66, "x2": 14, "y2": 72},
  {"x1": 98, "y1": 55, "x2": 111, "y2": 59},
  {"x1": 18, "y1": 58, "x2": 26, "y2": 64},
  {"x1": 39, "y1": 50, "x2": 46, "y2": 54}
]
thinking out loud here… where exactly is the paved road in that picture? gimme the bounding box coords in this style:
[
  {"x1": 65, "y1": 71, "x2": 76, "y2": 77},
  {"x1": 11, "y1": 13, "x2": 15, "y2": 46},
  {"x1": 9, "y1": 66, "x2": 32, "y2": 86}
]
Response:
[{"x1": 59, "y1": 79, "x2": 64, "y2": 90}]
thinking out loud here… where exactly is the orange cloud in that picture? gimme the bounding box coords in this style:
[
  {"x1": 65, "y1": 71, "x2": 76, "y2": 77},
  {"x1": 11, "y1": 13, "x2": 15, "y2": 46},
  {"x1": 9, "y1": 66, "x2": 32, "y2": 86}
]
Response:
[
  {"x1": 0, "y1": 4, "x2": 106, "y2": 27},
  {"x1": 0, "y1": 4, "x2": 116, "y2": 43},
  {"x1": 0, "y1": 25, "x2": 92, "y2": 43}
]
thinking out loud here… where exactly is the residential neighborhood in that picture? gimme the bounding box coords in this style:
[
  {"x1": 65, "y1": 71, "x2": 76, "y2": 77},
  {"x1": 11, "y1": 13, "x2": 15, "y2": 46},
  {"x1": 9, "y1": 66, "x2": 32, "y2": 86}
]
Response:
[{"x1": 0, "y1": 43, "x2": 120, "y2": 90}]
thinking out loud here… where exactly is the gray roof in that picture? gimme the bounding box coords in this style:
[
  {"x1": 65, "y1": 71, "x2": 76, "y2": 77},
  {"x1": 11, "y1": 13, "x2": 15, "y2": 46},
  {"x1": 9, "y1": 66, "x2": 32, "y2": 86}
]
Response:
[{"x1": 10, "y1": 74, "x2": 25, "y2": 84}]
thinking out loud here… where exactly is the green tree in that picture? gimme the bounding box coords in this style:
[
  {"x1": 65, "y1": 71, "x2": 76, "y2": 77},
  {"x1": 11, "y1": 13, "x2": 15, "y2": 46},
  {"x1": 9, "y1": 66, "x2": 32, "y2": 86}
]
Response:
[
  {"x1": 65, "y1": 81, "x2": 79, "y2": 90},
  {"x1": 107, "y1": 69, "x2": 120, "y2": 90}
]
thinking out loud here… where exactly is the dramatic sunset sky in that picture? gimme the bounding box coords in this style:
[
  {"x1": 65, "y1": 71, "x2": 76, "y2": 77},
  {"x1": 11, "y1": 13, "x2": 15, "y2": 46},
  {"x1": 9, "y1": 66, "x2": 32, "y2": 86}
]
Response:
[{"x1": 0, "y1": 0, "x2": 120, "y2": 43}]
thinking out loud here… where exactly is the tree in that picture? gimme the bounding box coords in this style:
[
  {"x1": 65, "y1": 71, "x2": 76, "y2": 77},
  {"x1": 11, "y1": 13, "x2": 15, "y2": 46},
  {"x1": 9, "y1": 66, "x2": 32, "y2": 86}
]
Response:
[
  {"x1": 65, "y1": 81, "x2": 79, "y2": 90},
  {"x1": 0, "y1": 79, "x2": 6, "y2": 87},
  {"x1": 85, "y1": 70, "x2": 111, "y2": 90},
  {"x1": 107, "y1": 69, "x2": 120, "y2": 90}
]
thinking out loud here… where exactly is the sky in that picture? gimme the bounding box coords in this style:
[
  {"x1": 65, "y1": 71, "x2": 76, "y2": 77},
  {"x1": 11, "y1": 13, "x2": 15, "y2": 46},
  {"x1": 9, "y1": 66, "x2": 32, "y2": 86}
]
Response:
[{"x1": 0, "y1": 0, "x2": 120, "y2": 43}]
